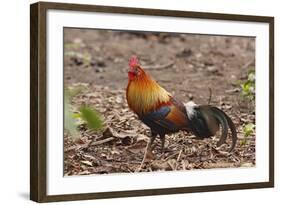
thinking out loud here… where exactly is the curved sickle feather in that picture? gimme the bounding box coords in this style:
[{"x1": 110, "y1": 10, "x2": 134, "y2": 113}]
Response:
[{"x1": 211, "y1": 107, "x2": 237, "y2": 152}]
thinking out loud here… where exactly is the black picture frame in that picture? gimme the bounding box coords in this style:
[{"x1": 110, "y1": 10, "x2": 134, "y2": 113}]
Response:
[{"x1": 30, "y1": 1, "x2": 274, "y2": 202}]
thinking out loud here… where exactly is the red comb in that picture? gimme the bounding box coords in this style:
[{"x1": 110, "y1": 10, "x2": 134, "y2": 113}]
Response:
[{"x1": 129, "y1": 56, "x2": 139, "y2": 68}]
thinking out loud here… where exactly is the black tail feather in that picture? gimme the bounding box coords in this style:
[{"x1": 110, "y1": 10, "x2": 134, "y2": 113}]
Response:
[
  {"x1": 210, "y1": 107, "x2": 229, "y2": 147},
  {"x1": 189, "y1": 105, "x2": 237, "y2": 152},
  {"x1": 224, "y1": 112, "x2": 237, "y2": 152},
  {"x1": 210, "y1": 107, "x2": 237, "y2": 152}
]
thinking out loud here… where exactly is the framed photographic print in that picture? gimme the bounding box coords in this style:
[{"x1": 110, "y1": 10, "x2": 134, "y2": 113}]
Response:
[{"x1": 30, "y1": 1, "x2": 274, "y2": 202}]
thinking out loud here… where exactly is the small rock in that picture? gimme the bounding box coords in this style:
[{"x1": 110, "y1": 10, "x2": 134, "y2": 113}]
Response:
[
  {"x1": 96, "y1": 61, "x2": 106, "y2": 67},
  {"x1": 90, "y1": 59, "x2": 106, "y2": 68},
  {"x1": 73, "y1": 38, "x2": 82, "y2": 44},
  {"x1": 176, "y1": 48, "x2": 192, "y2": 58},
  {"x1": 95, "y1": 68, "x2": 104, "y2": 73},
  {"x1": 188, "y1": 93, "x2": 193, "y2": 100},
  {"x1": 71, "y1": 57, "x2": 83, "y2": 66},
  {"x1": 195, "y1": 53, "x2": 202, "y2": 58},
  {"x1": 207, "y1": 66, "x2": 218, "y2": 73},
  {"x1": 204, "y1": 61, "x2": 214, "y2": 66},
  {"x1": 113, "y1": 58, "x2": 123, "y2": 63}
]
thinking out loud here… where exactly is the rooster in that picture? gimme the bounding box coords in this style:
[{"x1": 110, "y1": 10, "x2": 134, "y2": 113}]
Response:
[{"x1": 126, "y1": 56, "x2": 237, "y2": 153}]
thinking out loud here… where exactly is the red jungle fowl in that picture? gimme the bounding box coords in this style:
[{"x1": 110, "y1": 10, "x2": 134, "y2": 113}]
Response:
[{"x1": 126, "y1": 56, "x2": 237, "y2": 153}]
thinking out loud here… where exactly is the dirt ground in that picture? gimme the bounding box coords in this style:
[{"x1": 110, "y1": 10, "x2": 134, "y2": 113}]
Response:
[{"x1": 63, "y1": 28, "x2": 255, "y2": 176}]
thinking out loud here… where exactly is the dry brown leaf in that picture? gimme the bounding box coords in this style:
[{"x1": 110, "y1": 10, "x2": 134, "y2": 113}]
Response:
[
  {"x1": 240, "y1": 162, "x2": 255, "y2": 167},
  {"x1": 64, "y1": 80, "x2": 255, "y2": 175},
  {"x1": 81, "y1": 160, "x2": 93, "y2": 167}
]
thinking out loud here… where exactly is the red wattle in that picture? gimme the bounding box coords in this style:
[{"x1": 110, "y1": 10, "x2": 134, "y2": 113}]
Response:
[{"x1": 128, "y1": 72, "x2": 135, "y2": 80}]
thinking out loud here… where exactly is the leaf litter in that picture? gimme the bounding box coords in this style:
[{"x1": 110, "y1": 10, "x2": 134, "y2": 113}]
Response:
[{"x1": 64, "y1": 85, "x2": 255, "y2": 176}]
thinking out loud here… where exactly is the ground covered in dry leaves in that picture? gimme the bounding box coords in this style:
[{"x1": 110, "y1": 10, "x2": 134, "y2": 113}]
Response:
[{"x1": 63, "y1": 29, "x2": 255, "y2": 176}]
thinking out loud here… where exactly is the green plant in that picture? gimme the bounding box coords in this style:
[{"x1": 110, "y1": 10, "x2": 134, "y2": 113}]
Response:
[
  {"x1": 64, "y1": 85, "x2": 103, "y2": 139},
  {"x1": 79, "y1": 106, "x2": 103, "y2": 130},
  {"x1": 241, "y1": 69, "x2": 255, "y2": 101},
  {"x1": 243, "y1": 123, "x2": 255, "y2": 137},
  {"x1": 64, "y1": 90, "x2": 79, "y2": 138},
  {"x1": 240, "y1": 123, "x2": 255, "y2": 146}
]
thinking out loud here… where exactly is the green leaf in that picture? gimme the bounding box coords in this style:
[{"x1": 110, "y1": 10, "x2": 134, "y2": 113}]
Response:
[
  {"x1": 243, "y1": 123, "x2": 255, "y2": 137},
  {"x1": 240, "y1": 139, "x2": 247, "y2": 146},
  {"x1": 72, "y1": 113, "x2": 81, "y2": 119},
  {"x1": 240, "y1": 69, "x2": 255, "y2": 101},
  {"x1": 79, "y1": 106, "x2": 103, "y2": 130},
  {"x1": 248, "y1": 72, "x2": 255, "y2": 82},
  {"x1": 64, "y1": 93, "x2": 79, "y2": 138}
]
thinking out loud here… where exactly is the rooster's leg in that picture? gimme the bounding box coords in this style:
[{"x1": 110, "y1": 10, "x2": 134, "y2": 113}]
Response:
[
  {"x1": 148, "y1": 131, "x2": 157, "y2": 151},
  {"x1": 159, "y1": 134, "x2": 166, "y2": 153}
]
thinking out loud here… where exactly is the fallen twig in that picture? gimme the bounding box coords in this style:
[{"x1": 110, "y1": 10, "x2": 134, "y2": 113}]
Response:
[
  {"x1": 164, "y1": 151, "x2": 179, "y2": 161},
  {"x1": 90, "y1": 137, "x2": 115, "y2": 146},
  {"x1": 167, "y1": 160, "x2": 175, "y2": 170},
  {"x1": 135, "y1": 140, "x2": 150, "y2": 172},
  {"x1": 176, "y1": 149, "x2": 183, "y2": 162},
  {"x1": 225, "y1": 88, "x2": 240, "y2": 94},
  {"x1": 64, "y1": 145, "x2": 77, "y2": 152},
  {"x1": 208, "y1": 87, "x2": 212, "y2": 105},
  {"x1": 242, "y1": 58, "x2": 255, "y2": 70},
  {"x1": 143, "y1": 61, "x2": 174, "y2": 70},
  {"x1": 175, "y1": 149, "x2": 183, "y2": 170}
]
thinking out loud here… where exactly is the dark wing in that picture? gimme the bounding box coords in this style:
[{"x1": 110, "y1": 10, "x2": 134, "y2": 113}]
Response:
[{"x1": 139, "y1": 102, "x2": 188, "y2": 134}]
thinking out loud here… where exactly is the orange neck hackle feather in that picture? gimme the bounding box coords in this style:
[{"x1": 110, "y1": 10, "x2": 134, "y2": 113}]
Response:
[{"x1": 126, "y1": 67, "x2": 171, "y2": 115}]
